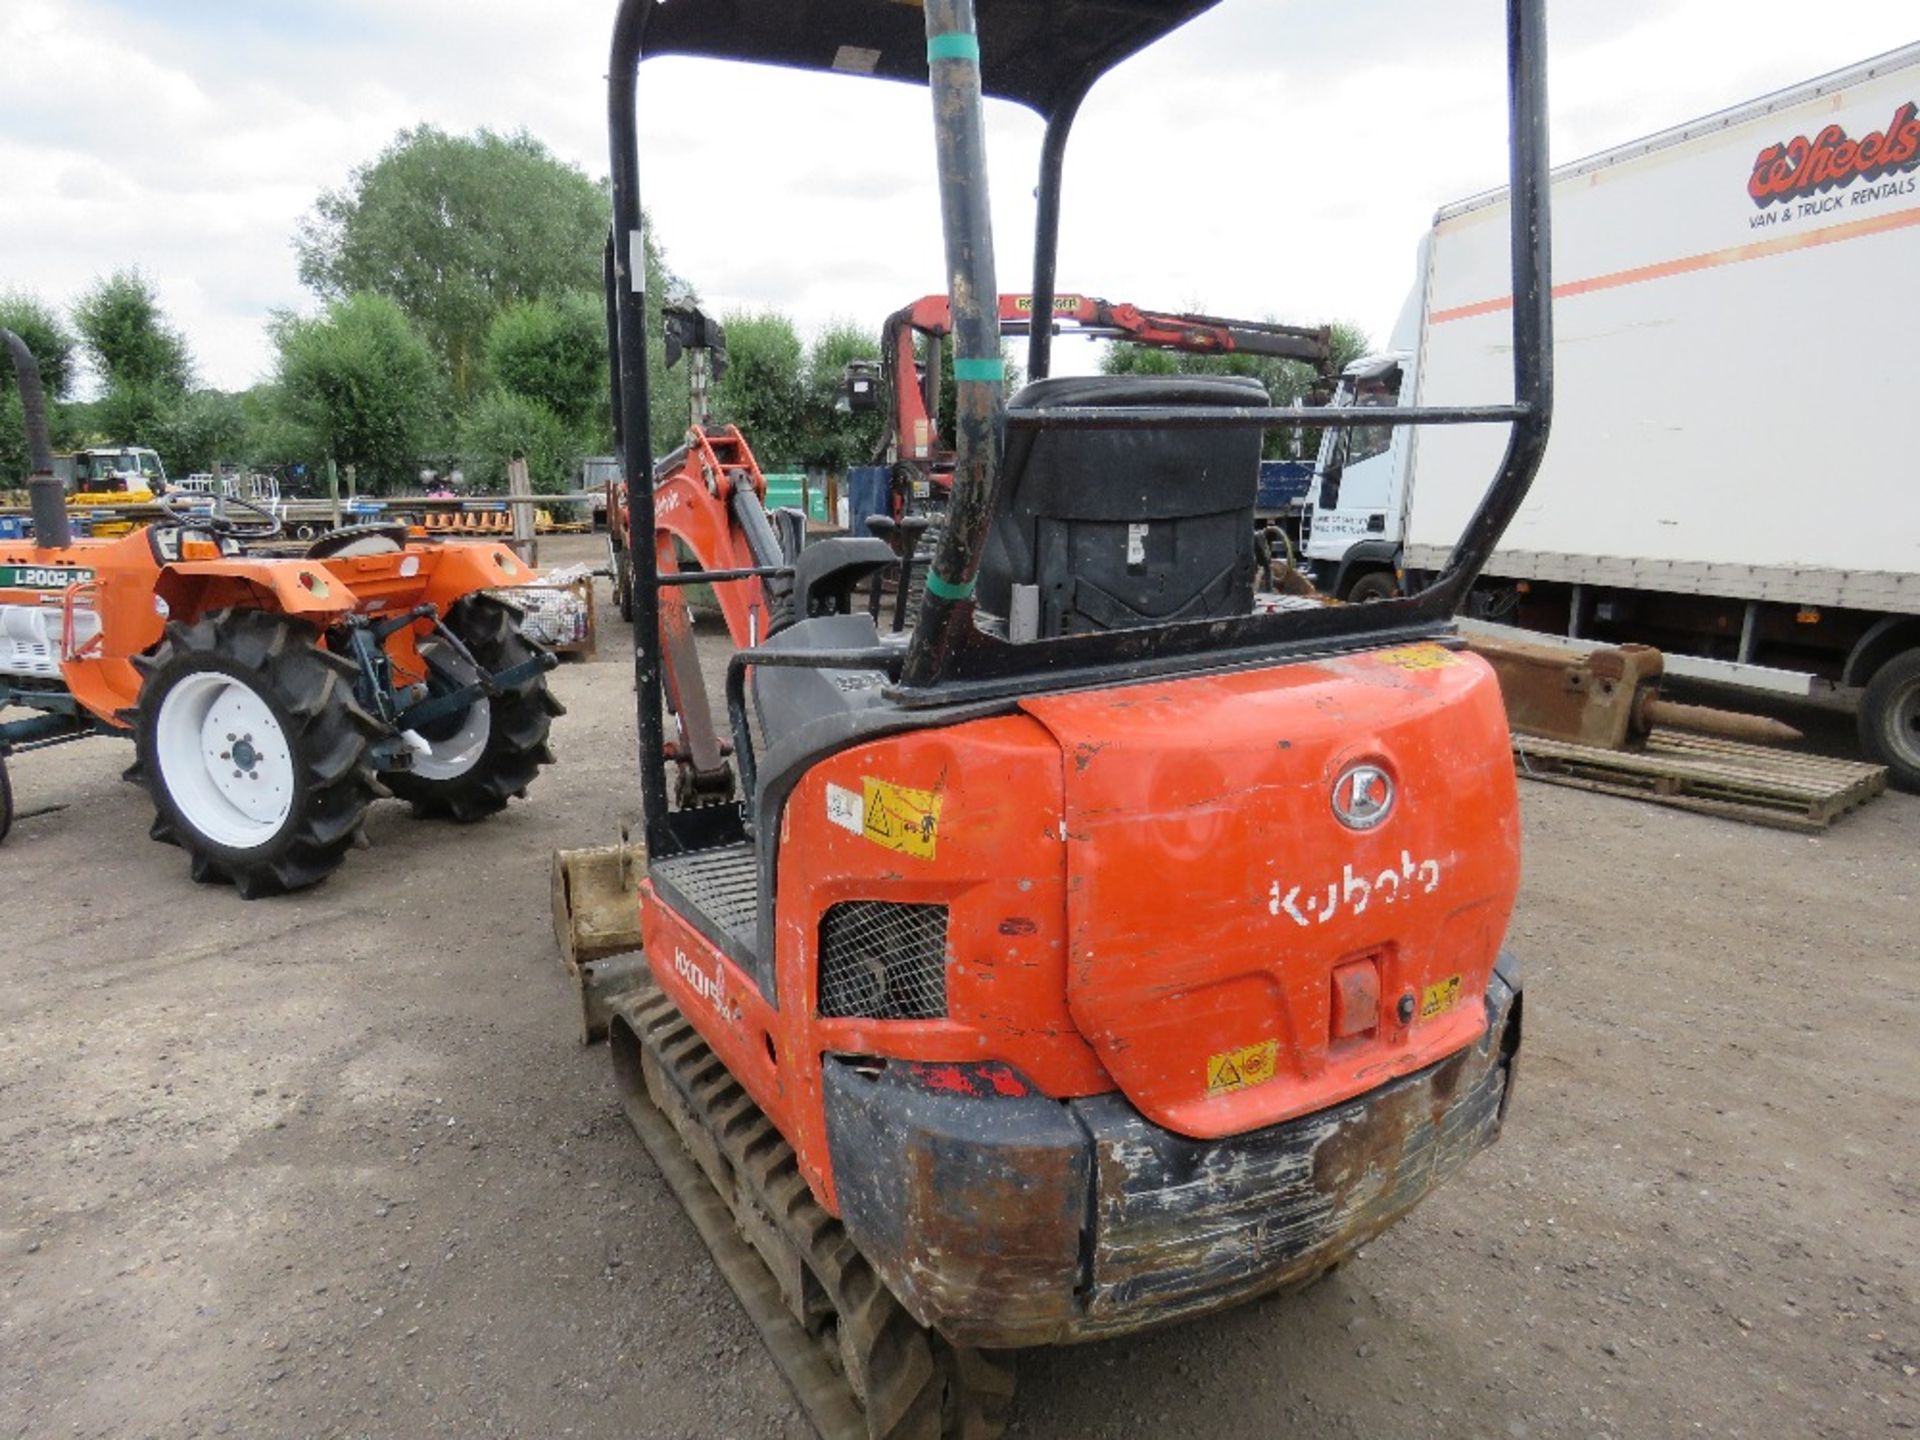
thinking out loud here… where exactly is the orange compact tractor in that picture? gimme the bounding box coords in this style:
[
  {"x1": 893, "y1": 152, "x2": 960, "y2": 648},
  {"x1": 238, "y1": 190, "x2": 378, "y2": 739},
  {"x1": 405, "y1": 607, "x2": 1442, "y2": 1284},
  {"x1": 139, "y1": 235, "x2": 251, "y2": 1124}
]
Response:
[
  {"x1": 574, "y1": 0, "x2": 1553, "y2": 1434},
  {"x1": 0, "y1": 330, "x2": 561, "y2": 891}
]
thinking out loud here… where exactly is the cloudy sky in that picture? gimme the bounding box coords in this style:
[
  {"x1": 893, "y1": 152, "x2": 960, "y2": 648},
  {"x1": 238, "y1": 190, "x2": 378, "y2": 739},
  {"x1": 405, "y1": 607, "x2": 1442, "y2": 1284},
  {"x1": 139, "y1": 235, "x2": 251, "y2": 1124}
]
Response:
[{"x1": 1, "y1": 1, "x2": 1913, "y2": 393}]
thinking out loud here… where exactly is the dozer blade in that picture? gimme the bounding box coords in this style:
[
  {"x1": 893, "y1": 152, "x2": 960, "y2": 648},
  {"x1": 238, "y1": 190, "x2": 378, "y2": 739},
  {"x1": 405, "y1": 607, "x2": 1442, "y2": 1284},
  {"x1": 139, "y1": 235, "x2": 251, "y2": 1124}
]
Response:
[
  {"x1": 605, "y1": 971, "x2": 1015, "y2": 1440},
  {"x1": 549, "y1": 839, "x2": 649, "y2": 1043}
]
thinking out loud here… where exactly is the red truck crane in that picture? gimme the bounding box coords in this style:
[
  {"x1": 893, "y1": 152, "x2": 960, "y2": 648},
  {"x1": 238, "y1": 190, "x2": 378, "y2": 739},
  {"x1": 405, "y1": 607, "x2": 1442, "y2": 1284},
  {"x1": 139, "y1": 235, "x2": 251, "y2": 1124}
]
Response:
[{"x1": 854, "y1": 292, "x2": 1331, "y2": 517}]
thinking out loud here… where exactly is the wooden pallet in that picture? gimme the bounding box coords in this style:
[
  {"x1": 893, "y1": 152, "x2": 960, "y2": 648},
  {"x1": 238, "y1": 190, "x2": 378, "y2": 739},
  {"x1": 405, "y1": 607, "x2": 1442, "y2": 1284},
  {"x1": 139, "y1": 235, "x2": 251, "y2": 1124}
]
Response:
[{"x1": 1511, "y1": 728, "x2": 1888, "y2": 832}]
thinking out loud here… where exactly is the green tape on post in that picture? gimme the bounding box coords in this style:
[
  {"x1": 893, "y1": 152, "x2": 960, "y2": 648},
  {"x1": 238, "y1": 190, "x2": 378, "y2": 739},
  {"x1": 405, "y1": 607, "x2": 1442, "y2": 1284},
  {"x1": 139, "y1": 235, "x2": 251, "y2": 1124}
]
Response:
[
  {"x1": 927, "y1": 32, "x2": 982, "y2": 64},
  {"x1": 924, "y1": 571, "x2": 976, "y2": 602},
  {"x1": 952, "y1": 357, "x2": 1004, "y2": 383}
]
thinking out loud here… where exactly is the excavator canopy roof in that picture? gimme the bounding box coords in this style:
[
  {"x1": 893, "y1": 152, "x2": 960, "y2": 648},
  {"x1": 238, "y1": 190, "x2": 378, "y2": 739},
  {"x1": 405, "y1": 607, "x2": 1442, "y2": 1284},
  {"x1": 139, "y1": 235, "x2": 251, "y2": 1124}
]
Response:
[{"x1": 634, "y1": 0, "x2": 1224, "y2": 116}]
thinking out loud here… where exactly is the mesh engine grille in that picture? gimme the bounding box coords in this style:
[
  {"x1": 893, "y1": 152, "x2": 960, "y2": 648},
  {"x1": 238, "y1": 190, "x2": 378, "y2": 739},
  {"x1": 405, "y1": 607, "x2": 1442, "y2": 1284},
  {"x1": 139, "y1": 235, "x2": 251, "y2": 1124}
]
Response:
[{"x1": 818, "y1": 901, "x2": 949, "y2": 1021}]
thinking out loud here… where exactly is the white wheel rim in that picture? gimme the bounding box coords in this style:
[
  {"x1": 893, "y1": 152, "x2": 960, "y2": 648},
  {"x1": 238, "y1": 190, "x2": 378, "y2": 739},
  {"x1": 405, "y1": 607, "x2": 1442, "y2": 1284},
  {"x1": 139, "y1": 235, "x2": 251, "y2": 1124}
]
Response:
[
  {"x1": 155, "y1": 672, "x2": 296, "y2": 849},
  {"x1": 408, "y1": 701, "x2": 491, "y2": 781},
  {"x1": 1891, "y1": 680, "x2": 1920, "y2": 768}
]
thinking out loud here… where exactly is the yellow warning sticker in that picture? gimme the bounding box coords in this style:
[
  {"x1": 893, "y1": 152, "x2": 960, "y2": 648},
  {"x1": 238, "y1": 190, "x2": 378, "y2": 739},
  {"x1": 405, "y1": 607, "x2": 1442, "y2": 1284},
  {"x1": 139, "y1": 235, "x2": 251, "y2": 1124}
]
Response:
[
  {"x1": 1206, "y1": 1039, "x2": 1280, "y2": 1096},
  {"x1": 1419, "y1": 974, "x2": 1464, "y2": 1021},
  {"x1": 1373, "y1": 644, "x2": 1462, "y2": 672},
  {"x1": 861, "y1": 777, "x2": 943, "y2": 861}
]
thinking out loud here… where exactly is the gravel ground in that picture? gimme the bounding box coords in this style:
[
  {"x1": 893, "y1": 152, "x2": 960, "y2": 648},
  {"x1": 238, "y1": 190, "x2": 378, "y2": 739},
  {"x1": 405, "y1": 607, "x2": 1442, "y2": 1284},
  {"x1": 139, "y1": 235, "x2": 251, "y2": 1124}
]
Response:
[{"x1": 1, "y1": 535, "x2": 1914, "y2": 1439}]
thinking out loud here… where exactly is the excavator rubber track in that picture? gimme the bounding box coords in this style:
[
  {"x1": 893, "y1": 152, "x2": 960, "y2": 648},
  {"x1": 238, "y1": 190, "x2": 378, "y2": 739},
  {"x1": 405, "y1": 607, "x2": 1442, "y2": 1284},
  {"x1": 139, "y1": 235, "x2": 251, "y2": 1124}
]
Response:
[{"x1": 607, "y1": 971, "x2": 1016, "y2": 1440}]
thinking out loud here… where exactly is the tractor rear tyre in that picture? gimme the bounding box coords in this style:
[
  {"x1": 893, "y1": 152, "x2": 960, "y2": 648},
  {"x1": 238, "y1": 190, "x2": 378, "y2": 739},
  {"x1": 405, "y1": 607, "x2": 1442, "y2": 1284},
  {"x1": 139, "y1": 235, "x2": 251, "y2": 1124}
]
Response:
[
  {"x1": 0, "y1": 752, "x2": 13, "y2": 845},
  {"x1": 134, "y1": 609, "x2": 382, "y2": 898},
  {"x1": 1859, "y1": 648, "x2": 1920, "y2": 794},
  {"x1": 385, "y1": 594, "x2": 563, "y2": 822}
]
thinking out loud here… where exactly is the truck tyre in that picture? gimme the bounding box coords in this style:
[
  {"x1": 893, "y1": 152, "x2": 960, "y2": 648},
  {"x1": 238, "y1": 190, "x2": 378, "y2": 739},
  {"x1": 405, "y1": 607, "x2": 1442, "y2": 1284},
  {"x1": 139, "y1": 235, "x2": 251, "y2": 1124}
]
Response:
[
  {"x1": 1858, "y1": 648, "x2": 1920, "y2": 793},
  {"x1": 385, "y1": 595, "x2": 563, "y2": 822},
  {"x1": 134, "y1": 610, "x2": 382, "y2": 898},
  {"x1": 1345, "y1": 570, "x2": 1399, "y2": 604}
]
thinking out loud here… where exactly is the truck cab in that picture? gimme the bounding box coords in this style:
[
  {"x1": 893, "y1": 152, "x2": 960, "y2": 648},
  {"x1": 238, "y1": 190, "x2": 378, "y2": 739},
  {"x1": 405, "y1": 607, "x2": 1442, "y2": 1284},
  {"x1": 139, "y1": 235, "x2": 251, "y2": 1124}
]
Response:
[
  {"x1": 1304, "y1": 351, "x2": 1412, "y2": 599},
  {"x1": 57, "y1": 447, "x2": 170, "y2": 500},
  {"x1": 1305, "y1": 258, "x2": 1426, "y2": 601}
]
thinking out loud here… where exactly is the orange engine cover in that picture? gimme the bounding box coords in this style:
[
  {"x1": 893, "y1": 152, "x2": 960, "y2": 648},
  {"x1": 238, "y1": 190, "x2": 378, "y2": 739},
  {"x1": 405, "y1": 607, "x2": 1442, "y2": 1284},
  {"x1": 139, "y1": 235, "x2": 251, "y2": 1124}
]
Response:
[
  {"x1": 1018, "y1": 642, "x2": 1519, "y2": 1140},
  {"x1": 644, "y1": 639, "x2": 1520, "y2": 1214}
]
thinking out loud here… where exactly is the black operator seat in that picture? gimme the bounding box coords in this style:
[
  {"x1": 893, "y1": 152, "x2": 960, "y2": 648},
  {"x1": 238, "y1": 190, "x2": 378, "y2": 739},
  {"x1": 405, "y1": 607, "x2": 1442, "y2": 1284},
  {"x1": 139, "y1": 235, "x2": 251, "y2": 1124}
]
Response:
[{"x1": 977, "y1": 374, "x2": 1266, "y2": 636}]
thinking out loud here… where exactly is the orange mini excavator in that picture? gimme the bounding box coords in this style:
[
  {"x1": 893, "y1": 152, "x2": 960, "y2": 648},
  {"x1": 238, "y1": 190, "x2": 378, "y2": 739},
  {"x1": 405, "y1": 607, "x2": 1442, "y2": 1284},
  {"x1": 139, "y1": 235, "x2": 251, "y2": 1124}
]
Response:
[{"x1": 574, "y1": 0, "x2": 1553, "y2": 1434}]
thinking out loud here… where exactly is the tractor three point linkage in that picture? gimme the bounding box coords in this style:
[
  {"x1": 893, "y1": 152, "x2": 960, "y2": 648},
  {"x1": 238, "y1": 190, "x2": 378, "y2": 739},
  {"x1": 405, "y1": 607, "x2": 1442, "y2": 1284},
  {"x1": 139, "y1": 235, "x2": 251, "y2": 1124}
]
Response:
[
  {"x1": 565, "y1": 0, "x2": 1553, "y2": 1434},
  {"x1": 0, "y1": 329, "x2": 562, "y2": 892}
]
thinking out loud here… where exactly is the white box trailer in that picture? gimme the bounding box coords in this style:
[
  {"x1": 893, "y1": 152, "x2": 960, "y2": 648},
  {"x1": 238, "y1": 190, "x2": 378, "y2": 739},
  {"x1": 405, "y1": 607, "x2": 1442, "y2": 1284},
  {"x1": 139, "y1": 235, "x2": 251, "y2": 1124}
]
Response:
[{"x1": 1305, "y1": 43, "x2": 1920, "y2": 788}]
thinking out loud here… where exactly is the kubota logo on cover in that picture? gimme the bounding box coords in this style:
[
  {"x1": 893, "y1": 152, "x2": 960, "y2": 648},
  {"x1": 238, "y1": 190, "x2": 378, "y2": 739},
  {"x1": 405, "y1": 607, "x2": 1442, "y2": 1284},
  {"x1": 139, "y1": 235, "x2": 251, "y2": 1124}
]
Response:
[
  {"x1": 1747, "y1": 102, "x2": 1920, "y2": 210},
  {"x1": 1331, "y1": 762, "x2": 1394, "y2": 831}
]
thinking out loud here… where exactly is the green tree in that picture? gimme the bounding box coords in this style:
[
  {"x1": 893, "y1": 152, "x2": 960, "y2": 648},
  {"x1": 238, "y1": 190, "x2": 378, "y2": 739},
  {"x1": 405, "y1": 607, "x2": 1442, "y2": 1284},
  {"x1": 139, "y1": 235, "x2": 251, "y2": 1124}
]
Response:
[
  {"x1": 297, "y1": 126, "x2": 679, "y2": 405},
  {"x1": 797, "y1": 320, "x2": 883, "y2": 474},
  {"x1": 1101, "y1": 318, "x2": 1371, "y2": 459},
  {"x1": 270, "y1": 293, "x2": 444, "y2": 491},
  {"x1": 151, "y1": 390, "x2": 249, "y2": 479},
  {"x1": 710, "y1": 310, "x2": 806, "y2": 468},
  {"x1": 484, "y1": 292, "x2": 607, "y2": 437},
  {"x1": 71, "y1": 270, "x2": 193, "y2": 443},
  {"x1": 1324, "y1": 322, "x2": 1371, "y2": 378},
  {"x1": 459, "y1": 390, "x2": 573, "y2": 495},
  {"x1": 0, "y1": 292, "x2": 79, "y2": 482},
  {"x1": 235, "y1": 385, "x2": 315, "y2": 477},
  {"x1": 0, "y1": 292, "x2": 78, "y2": 398}
]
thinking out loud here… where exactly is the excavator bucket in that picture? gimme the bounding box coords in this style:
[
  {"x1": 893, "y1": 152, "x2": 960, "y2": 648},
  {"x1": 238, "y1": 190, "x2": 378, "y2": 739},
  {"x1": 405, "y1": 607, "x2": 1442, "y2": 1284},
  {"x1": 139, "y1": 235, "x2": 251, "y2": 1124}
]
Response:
[
  {"x1": 1463, "y1": 632, "x2": 1803, "y2": 749},
  {"x1": 550, "y1": 837, "x2": 649, "y2": 1043}
]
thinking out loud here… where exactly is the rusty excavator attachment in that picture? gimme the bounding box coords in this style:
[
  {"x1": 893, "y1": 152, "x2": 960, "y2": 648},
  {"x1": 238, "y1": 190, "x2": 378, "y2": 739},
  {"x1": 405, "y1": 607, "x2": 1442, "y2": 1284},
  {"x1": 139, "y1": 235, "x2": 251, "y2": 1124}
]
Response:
[
  {"x1": 1464, "y1": 633, "x2": 1803, "y2": 749},
  {"x1": 551, "y1": 833, "x2": 649, "y2": 1042}
]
